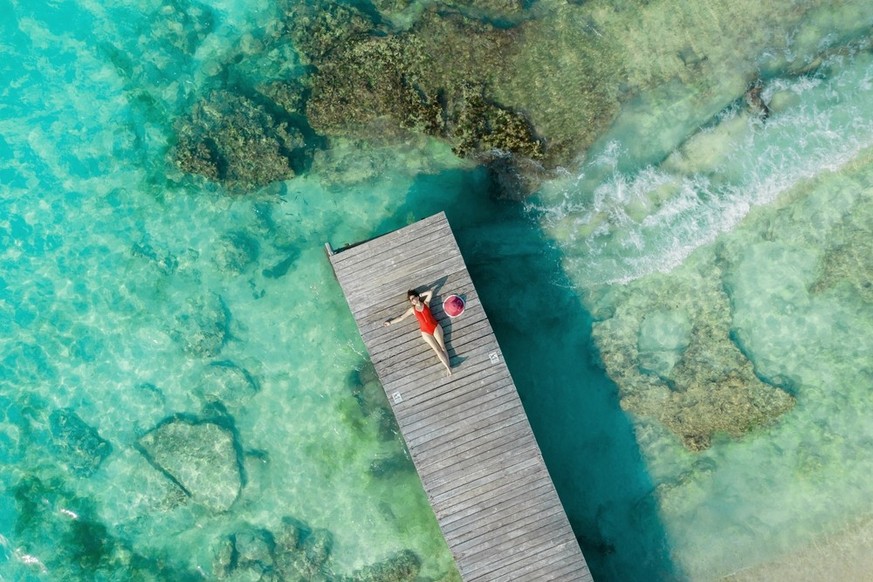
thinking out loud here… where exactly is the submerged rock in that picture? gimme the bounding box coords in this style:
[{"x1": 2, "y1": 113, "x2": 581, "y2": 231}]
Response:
[
  {"x1": 137, "y1": 417, "x2": 242, "y2": 512},
  {"x1": 49, "y1": 408, "x2": 112, "y2": 477},
  {"x1": 148, "y1": 0, "x2": 214, "y2": 56},
  {"x1": 593, "y1": 272, "x2": 795, "y2": 451},
  {"x1": 346, "y1": 549, "x2": 422, "y2": 582},
  {"x1": 212, "y1": 516, "x2": 333, "y2": 581},
  {"x1": 292, "y1": 3, "x2": 542, "y2": 186},
  {"x1": 344, "y1": 364, "x2": 400, "y2": 441},
  {"x1": 274, "y1": 515, "x2": 307, "y2": 553},
  {"x1": 211, "y1": 515, "x2": 424, "y2": 582},
  {"x1": 233, "y1": 526, "x2": 276, "y2": 574},
  {"x1": 274, "y1": 523, "x2": 333, "y2": 580},
  {"x1": 369, "y1": 452, "x2": 414, "y2": 479},
  {"x1": 195, "y1": 360, "x2": 261, "y2": 408},
  {"x1": 172, "y1": 90, "x2": 304, "y2": 189},
  {"x1": 11, "y1": 475, "x2": 198, "y2": 579},
  {"x1": 173, "y1": 294, "x2": 231, "y2": 357},
  {"x1": 131, "y1": 240, "x2": 179, "y2": 274},
  {"x1": 744, "y1": 80, "x2": 771, "y2": 120},
  {"x1": 213, "y1": 231, "x2": 260, "y2": 274}
]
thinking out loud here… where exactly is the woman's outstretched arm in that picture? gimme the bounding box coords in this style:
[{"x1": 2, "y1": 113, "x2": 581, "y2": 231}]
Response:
[{"x1": 384, "y1": 307, "x2": 413, "y2": 326}]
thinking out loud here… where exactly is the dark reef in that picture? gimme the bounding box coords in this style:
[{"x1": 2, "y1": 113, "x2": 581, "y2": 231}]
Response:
[{"x1": 172, "y1": 90, "x2": 305, "y2": 189}]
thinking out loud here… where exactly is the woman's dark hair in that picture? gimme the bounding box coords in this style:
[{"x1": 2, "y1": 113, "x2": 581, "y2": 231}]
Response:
[{"x1": 407, "y1": 289, "x2": 419, "y2": 300}]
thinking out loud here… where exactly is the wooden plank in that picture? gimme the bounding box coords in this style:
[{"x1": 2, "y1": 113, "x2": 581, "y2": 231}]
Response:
[
  {"x1": 402, "y1": 385, "x2": 521, "y2": 441},
  {"x1": 429, "y1": 456, "x2": 546, "y2": 506},
  {"x1": 339, "y1": 247, "x2": 463, "y2": 303},
  {"x1": 444, "y1": 484, "x2": 560, "y2": 541},
  {"x1": 382, "y1": 340, "x2": 506, "y2": 396},
  {"x1": 437, "y1": 479, "x2": 557, "y2": 529},
  {"x1": 411, "y1": 417, "x2": 530, "y2": 473},
  {"x1": 463, "y1": 528, "x2": 575, "y2": 578},
  {"x1": 407, "y1": 415, "x2": 529, "y2": 469},
  {"x1": 327, "y1": 212, "x2": 592, "y2": 582},
  {"x1": 468, "y1": 537, "x2": 583, "y2": 582},
  {"x1": 405, "y1": 399, "x2": 527, "y2": 451},
  {"x1": 330, "y1": 214, "x2": 448, "y2": 265},
  {"x1": 455, "y1": 511, "x2": 568, "y2": 564}
]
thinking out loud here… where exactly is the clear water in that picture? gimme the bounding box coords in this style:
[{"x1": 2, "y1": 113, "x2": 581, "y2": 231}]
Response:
[{"x1": 2, "y1": 1, "x2": 873, "y2": 581}]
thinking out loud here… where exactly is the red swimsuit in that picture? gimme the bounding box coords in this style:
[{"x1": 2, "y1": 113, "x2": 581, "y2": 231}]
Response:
[{"x1": 414, "y1": 304, "x2": 439, "y2": 335}]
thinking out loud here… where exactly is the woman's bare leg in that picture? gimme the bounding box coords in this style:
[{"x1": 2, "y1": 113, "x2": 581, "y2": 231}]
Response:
[
  {"x1": 432, "y1": 325, "x2": 451, "y2": 372},
  {"x1": 433, "y1": 323, "x2": 448, "y2": 353},
  {"x1": 422, "y1": 331, "x2": 451, "y2": 375}
]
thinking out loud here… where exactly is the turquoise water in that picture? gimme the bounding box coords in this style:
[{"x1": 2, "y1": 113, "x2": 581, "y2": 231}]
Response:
[{"x1": 2, "y1": 0, "x2": 873, "y2": 581}]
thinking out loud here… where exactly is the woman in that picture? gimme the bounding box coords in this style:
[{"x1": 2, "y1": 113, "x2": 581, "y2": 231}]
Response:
[{"x1": 384, "y1": 289, "x2": 452, "y2": 375}]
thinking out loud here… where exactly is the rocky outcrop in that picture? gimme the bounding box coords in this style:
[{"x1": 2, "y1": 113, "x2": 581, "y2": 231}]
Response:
[
  {"x1": 49, "y1": 409, "x2": 112, "y2": 477},
  {"x1": 212, "y1": 517, "x2": 422, "y2": 582},
  {"x1": 172, "y1": 294, "x2": 230, "y2": 357},
  {"x1": 592, "y1": 272, "x2": 795, "y2": 451},
  {"x1": 195, "y1": 360, "x2": 261, "y2": 409},
  {"x1": 346, "y1": 549, "x2": 422, "y2": 582},
  {"x1": 137, "y1": 417, "x2": 242, "y2": 512},
  {"x1": 172, "y1": 90, "x2": 304, "y2": 189},
  {"x1": 11, "y1": 475, "x2": 199, "y2": 579},
  {"x1": 289, "y1": 3, "x2": 543, "y2": 182},
  {"x1": 212, "y1": 231, "x2": 260, "y2": 274}
]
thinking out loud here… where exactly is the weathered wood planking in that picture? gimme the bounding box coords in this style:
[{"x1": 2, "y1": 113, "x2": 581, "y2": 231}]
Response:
[{"x1": 328, "y1": 212, "x2": 592, "y2": 582}]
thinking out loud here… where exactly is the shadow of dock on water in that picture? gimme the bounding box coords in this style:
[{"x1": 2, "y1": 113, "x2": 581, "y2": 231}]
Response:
[{"x1": 374, "y1": 167, "x2": 682, "y2": 582}]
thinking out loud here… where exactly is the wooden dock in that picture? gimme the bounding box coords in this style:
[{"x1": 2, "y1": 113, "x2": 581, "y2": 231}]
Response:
[{"x1": 327, "y1": 212, "x2": 592, "y2": 581}]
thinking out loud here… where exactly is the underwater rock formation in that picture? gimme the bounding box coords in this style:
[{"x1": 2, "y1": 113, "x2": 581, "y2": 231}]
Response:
[
  {"x1": 212, "y1": 231, "x2": 260, "y2": 274},
  {"x1": 195, "y1": 360, "x2": 261, "y2": 409},
  {"x1": 346, "y1": 549, "x2": 422, "y2": 582},
  {"x1": 138, "y1": 417, "x2": 242, "y2": 512},
  {"x1": 369, "y1": 452, "x2": 414, "y2": 479},
  {"x1": 148, "y1": 0, "x2": 215, "y2": 56},
  {"x1": 256, "y1": 80, "x2": 308, "y2": 119},
  {"x1": 172, "y1": 90, "x2": 304, "y2": 189},
  {"x1": 289, "y1": 3, "x2": 543, "y2": 185},
  {"x1": 131, "y1": 240, "x2": 179, "y2": 274},
  {"x1": 49, "y1": 408, "x2": 112, "y2": 477},
  {"x1": 372, "y1": 0, "x2": 526, "y2": 23},
  {"x1": 744, "y1": 80, "x2": 771, "y2": 120},
  {"x1": 11, "y1": 475, "x2": 198, "y2": 578},
  {"x1": 346, "y1": 363, "x2": 401, "y2": 442},
  {"x1": 212, "y1": 516, "x2": 422, "y2": 582},
  {"x1": 172, "y1": 293, "x2": 230, "y2": 357},
  {"x1": 213, "y1": 517, "x2": 333, "y2": 580},
  {"x1": 592, "y1": 271, "x2": 795, "y2": 451}
]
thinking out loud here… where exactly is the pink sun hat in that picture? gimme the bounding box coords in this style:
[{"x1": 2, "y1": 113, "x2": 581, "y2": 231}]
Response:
[{"x1": 443, "y1": 294, "x2": 465, "y2": 318}]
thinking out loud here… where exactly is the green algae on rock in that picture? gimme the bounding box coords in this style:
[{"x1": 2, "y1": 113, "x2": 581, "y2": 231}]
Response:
[{"x1": 172, "y1": 90, "x2": 304, "y2": 189}]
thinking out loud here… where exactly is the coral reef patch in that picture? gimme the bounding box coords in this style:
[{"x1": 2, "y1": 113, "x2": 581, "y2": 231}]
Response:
[{"x1": 172, "y1": 90, "x2": 305, "y2": 189}]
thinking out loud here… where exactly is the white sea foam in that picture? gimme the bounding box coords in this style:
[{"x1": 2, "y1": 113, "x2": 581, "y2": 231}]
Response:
[{"x1": 536, "y1": 49, "x2": 873, "y2": 287}]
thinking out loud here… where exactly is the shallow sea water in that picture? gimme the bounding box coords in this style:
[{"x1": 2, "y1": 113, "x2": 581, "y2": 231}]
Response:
[{"x1": 2, "y1": 0, "x2": 873, "y2": 581}]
